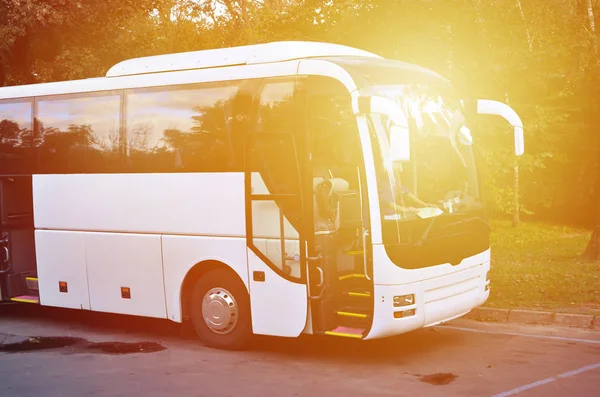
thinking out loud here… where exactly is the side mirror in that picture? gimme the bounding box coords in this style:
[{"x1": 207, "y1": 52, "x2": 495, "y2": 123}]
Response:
[
  {"x1": 477, "y1": 99, "x2": 524, "y2": 156},
  {"x1": 463, "y1": 99, "x2": 525, "y2": 156}
]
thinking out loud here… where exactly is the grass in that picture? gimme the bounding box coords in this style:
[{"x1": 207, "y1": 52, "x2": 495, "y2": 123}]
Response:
[{"x1": 486, "y1": 219, "x2": 600, "y2": 315}]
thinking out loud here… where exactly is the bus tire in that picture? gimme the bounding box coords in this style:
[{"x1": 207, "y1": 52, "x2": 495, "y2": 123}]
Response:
[{"x1": 189, "y1": 268, "x2": 252, "y2": 350}]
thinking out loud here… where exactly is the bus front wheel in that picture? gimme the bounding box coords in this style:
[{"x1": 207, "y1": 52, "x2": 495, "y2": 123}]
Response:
[{"x1": 189, "y1": 268, "x2": 252, "y2": 350}]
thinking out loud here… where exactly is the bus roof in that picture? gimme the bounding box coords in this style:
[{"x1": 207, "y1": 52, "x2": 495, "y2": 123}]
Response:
[
  {"x1": 0, "y1": 42, "x2": 449, "y2": 100},
  {"x1": 105, "y1": 41, "x2": 382, "y2": 78}
]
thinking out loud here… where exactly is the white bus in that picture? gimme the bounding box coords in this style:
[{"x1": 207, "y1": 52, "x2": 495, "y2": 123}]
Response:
[{"x1": 0, "y1": 41, "x2": 522, "y2": 350}]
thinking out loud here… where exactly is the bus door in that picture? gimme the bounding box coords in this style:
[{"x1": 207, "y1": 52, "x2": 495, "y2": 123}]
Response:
[
  {"x1": 0, "y1": 176, "x2": 37, "y2": 302},
  {"x1": 244, "y1": 77, "x2": 311, "y2": 337},
  {"x1": 304, "y1": 75, "x2": 373, "y2": 337}
]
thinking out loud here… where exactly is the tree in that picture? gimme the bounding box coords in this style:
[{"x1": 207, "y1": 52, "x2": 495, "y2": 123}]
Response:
[
  {"x1": 581, "y1": 0, "x2": 600, "y2": 262},
  {"x1": 1, "y1": 0, "x2": 599, "y2": 241},
  {"x1": 0, "y1": 0, "x2": 165, "y2": 85}
]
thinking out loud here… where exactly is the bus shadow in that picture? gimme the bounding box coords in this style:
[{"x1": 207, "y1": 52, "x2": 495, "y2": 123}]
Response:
[
  {"x1": 247, "y1": 328, "x2": 465, "y2": 366},
  {"x1": 0, "y1": 304, "x2": 467, "y2": 365}
]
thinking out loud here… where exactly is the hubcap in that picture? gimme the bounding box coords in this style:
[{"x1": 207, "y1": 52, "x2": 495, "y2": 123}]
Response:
[{"x1": 201, "y1": 287, "x2": 238, "y2": 335}]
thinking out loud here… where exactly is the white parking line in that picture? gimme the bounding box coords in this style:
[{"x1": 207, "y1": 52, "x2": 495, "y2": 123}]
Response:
[
  {"x1": 438, "y1": 325, "x2": 600, "y2": 345},
  {"x1": 491, "y1": 362, "x2": 600, "y2": 397}
]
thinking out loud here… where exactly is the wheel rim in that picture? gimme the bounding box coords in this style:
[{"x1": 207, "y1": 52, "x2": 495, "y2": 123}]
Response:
[{"x1": 201, "y1": 287, "x2": 239, "y2": 335}]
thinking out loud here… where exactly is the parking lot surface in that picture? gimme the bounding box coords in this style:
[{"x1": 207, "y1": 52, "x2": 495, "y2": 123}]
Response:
[{"x1": 1, "y1": 305, "x2": 599, "y2": 397}]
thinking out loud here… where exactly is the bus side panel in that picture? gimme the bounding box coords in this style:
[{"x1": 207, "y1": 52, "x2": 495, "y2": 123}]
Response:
[
  {"x1": 85, "y1": 232, "x2": 167, "y2": 319},
  {"x1": 161, "y1": 235, "x2": 249, "y2": 323},
  {"x1": 247, "y1": 249, "x2": 307, "y2": 337},
  {"x1": 32, "y1": 173, "x2": 246, "y2": 237},
  {"x1": 36, "y1": 230, "x2": 91, "y2": 310}
]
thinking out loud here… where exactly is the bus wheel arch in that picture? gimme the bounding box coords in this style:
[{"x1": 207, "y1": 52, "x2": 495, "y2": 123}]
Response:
[{"x1": 181, "y1": 260, "x2": 252, "y2": 350}]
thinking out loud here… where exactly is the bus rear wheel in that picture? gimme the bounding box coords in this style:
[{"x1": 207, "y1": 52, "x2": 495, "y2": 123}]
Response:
[{"x1": 189, "y1": 268, "x2": 252, "y2": 350}]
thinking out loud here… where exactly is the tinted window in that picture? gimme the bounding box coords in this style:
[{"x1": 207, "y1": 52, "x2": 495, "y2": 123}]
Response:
[
  {"x1": 257, "y1": 81, "x2": 296, "y2": 134},
  {"x1": 250, "y1": 79, "x2": 303, "y2": 228},
  {"x1": 251, "y1": 80, "x2": 301, "y2": 193},
  {"x1": 307, "y1": 77, "x2": 362, "y2": 186},
  {"x1": 248, "y1": 78, "x2": 305, "y2": 279},
  {"x1": 36, "y1": 93, "x2": 122, "y2": 173},
  {"x1": 125, "y1": 83, "x2": 241, "y2": 172},
  {"x1": 0, "y1": 100, "x2": 34, "y2": 174}
]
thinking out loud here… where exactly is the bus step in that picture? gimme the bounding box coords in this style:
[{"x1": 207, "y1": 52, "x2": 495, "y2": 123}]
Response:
[
  {"x1": 338, "y1": 273, "x2": 367, "y2": 281},
  {"x1": 10, "y1": 295, "x2": 40, "y2": 304},
  {"x1": 324, "y1": 326, "x2": 364, "y2": 339},
  {"x1": 346, "y1": 250, "x2": 364, "y2": 256},
  {"x1": 345, "y1": 291, "x2": 371, "y2": 298},
  {"x1": 25, "y1": 277, "x2": 39, "y2": 291},
  {"x1": 336, "y1": 310, "x2": 368, "y2": 319}
]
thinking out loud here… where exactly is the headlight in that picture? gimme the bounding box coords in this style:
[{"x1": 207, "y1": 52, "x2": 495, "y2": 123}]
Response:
[{"x1": 393, "y1": 294, "x2": 415, "y2": 307}]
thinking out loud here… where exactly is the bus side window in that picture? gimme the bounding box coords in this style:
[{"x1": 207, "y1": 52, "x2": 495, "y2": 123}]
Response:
[
  {"x1": 247, "y1": 78, "x2": 304, "y2": 279},
  {"x1": 254, "y1": 79, "x2": 302, "y2": 217},
  {"x1": 36, "y1": 93, "x2": 122, "y2": 174},
  {"x1": 0, "y1": 100, "x2": 34, "y2": 175},
  {"x1": 306, "y1": 76, "x2": 365, "y2": 233},
  {"x1": 307, "y1": 77, "x2": 362, "y2": 190},
  {"x1": 125, "y1": 83, "x2": 242, "y2": 173},
  {"x1": 254, "y1": 80, "x2": 299, "y2": 187}
]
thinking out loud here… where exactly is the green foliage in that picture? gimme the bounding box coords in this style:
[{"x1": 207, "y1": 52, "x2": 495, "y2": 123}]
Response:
[
  {"x1": 488, "y1": 220, "x2": 600, "y2": 313},
  {"x1": 0, "y1": 0, "x2": 163, "y2": 84},
  {"x1": 0, "y1": 0, "x2": 598, "y2": 226}
]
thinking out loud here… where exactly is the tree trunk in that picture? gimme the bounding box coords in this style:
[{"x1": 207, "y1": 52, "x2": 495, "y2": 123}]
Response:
[
  {"x1": 515, "y1": 0, "x2": 533, "y2": 52},
  {"x1": 513, "y1": 161, "x2": 520, "y2": 226},
  {"x1": 582, "y1": 226, "x2": 600, "y2": 262},
  {"x1": 586, "y1": 0, "x2": 597, "y2": 49},
  {"x1": 583, "y1": 121, "x2": 600, "y2": 262},
  {"x1": 505, "y1": 93, "x2": 520, "y2": 226}
]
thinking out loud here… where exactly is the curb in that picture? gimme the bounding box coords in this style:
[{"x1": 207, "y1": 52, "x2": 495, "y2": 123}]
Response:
[{"x1": 465, "y1": 307, "x2": 600, "y2": 329}]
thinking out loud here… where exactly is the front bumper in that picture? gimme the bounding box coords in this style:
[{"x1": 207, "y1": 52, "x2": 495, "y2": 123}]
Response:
[{"x1": 365, "y1": 259, "x2": 490, "y2": 340}]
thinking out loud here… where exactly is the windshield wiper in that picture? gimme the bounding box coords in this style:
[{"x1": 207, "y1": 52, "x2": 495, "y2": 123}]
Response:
[
  {"x1": 413, "y1": 216, "x2": 438, "y2": 247},
  {"x1": 441, "y1": 216, "x2": 492, "y2": 231},
  {"x1": 412, "y1": 214, "x2": 490, "y2": 247}
]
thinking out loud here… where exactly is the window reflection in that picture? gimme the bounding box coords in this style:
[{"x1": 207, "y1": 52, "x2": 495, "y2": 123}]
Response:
[
  {"x1": 252, "y1": 80, "x2": 300, "y2": 196},
  {"x1": 0, "y1": 100, "x2": 34, "y2": 174},
  {"x1": 125, "y1": 84, "x2": 241, "y2": 172},
  {"x1": 36, "y1": 93, "x2": 121, "y2": 173},
  {"x1": 307, "y1": 77, "x2": 364, "y2": 233},
  {"x1": 308, "y1": 85, "x2": 361, "y2": 186},
  {"x1": 257, "y1": 81, "x2": 295, "y2": 133},
  {"x1": 249, "y1": 79, "x2": 303, "y2": 280}
]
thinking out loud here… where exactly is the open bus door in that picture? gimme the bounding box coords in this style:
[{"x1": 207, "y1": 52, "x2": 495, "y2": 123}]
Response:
[
  {"x1": 244, "y1": 77, "x2": 311, "y2": 337},
  {"x1": 243, "y1": 75, "x2": 374, "y2": 339},
  {"x1": 0, "y1": 176, "x2": 38, "y2": 303}
]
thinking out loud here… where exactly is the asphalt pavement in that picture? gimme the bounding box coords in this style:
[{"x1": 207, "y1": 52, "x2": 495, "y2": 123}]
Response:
[{"x1": 1, "y1": 304, "x2": 599, "y2": 397}]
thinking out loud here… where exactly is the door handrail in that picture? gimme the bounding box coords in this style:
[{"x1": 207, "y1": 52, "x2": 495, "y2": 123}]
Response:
[{"x1": 362, "y1": 229, "x2": 371, "y2": 281}]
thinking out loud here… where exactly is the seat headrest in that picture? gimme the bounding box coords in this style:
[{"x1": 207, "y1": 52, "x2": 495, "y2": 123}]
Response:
[
  {"x1": 329, "y1": 177, "x2": 350, "y2": 192},
  {"x1": 313, "y1": 177, "x2": 325, "y2": 192},
  {"x1": 312, "y1": 177, "x2": 349, "y2": 194}
]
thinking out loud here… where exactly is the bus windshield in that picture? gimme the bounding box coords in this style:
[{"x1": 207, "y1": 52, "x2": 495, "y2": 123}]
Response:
[{"x1": 365, "y1": 84, "x2": 488, "y2": 266}]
